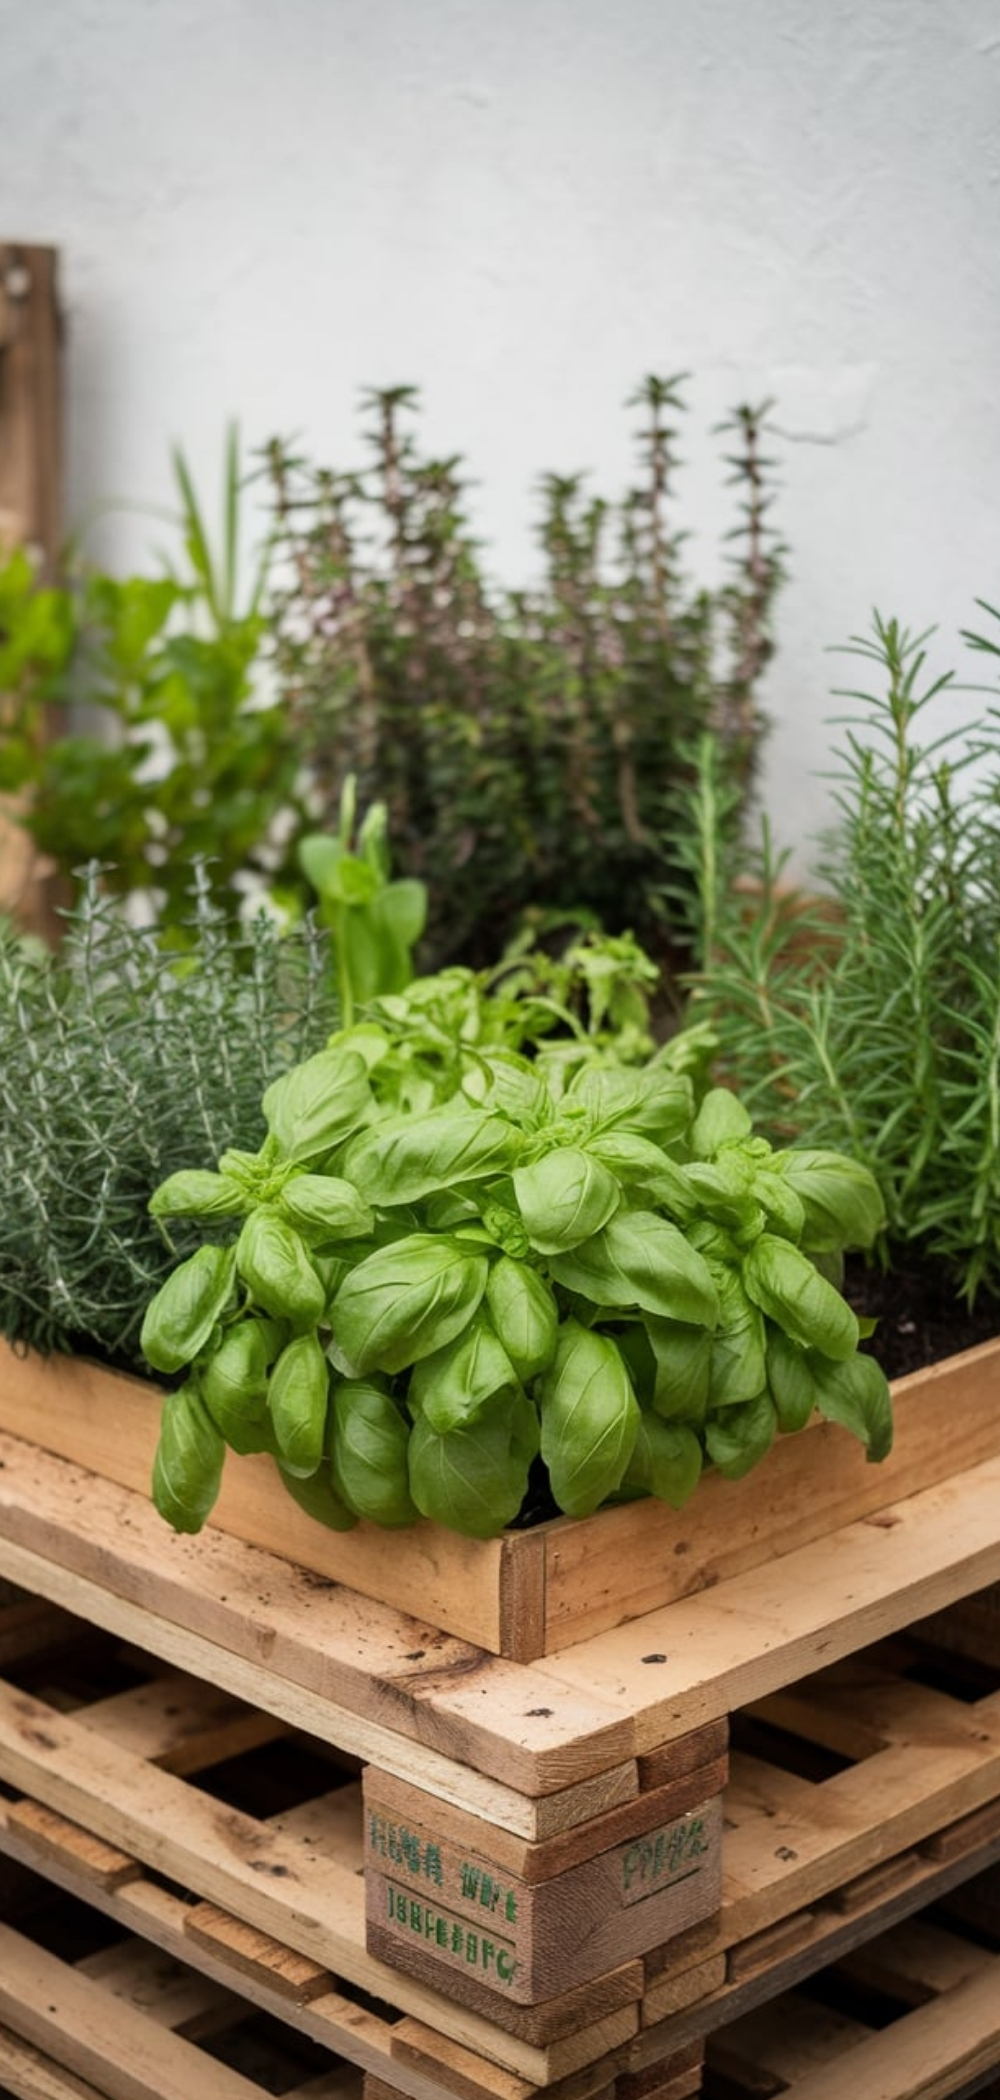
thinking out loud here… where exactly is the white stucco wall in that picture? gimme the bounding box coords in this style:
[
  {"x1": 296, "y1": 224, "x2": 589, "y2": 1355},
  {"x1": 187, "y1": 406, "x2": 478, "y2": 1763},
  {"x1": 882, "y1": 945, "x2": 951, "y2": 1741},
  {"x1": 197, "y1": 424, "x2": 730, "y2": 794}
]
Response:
[{"x1": 2, "y1": 0, "x2": 998, "y2": 868}]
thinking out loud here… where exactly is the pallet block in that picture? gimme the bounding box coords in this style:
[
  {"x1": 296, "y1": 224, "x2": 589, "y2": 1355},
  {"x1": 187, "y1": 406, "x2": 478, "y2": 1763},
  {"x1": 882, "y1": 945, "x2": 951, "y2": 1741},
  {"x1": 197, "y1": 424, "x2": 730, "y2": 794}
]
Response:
[{"x1": 363, "y1": 1765, "x2": 723, "y2": 2005}]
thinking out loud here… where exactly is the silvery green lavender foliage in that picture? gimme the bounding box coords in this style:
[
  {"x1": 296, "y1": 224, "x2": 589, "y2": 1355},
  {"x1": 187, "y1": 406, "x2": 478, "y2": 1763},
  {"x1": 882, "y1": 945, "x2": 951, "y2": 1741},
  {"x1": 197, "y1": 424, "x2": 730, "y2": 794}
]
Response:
[{"x1": 0, "y1": 871, "x2": 336, "y2": 1366}]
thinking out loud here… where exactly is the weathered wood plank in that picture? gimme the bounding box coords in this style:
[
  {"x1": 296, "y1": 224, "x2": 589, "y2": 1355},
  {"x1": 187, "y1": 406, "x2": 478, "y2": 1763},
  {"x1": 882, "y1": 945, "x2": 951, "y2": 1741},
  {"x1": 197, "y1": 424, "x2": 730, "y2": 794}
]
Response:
[
  {"x1": 542, "y1": 1453, "x2": 1000, "y2": 1747},
  {"x1": 0, "y1": 1429, "x2": 636, "y2": 1805}
]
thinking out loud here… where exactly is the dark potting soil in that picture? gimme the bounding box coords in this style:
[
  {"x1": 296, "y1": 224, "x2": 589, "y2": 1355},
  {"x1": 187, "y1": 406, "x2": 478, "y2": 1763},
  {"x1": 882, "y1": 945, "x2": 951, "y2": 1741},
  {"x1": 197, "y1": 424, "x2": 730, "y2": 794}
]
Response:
[{"x1": 846, "y1": 1253, "x2": 1000, "y2": 1383}]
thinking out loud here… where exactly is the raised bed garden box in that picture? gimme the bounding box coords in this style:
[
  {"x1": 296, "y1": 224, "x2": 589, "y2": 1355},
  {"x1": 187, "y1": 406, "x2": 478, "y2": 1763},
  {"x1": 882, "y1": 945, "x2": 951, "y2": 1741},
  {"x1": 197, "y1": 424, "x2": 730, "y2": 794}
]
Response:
[{"x1": 2, "y1": 1332, "x2": 998, "y2": 1663}]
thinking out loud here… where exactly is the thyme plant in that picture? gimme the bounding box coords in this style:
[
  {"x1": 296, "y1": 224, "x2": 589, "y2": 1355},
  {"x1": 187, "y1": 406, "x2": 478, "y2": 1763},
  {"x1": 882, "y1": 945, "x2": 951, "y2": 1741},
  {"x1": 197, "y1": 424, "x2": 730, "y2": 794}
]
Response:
[
  {"x1": 682, "y1": 611, "x2": 1000, "y2": 1306},
  {"x1": 264, "y1": 379, "x2": 783, "y2": 969}
]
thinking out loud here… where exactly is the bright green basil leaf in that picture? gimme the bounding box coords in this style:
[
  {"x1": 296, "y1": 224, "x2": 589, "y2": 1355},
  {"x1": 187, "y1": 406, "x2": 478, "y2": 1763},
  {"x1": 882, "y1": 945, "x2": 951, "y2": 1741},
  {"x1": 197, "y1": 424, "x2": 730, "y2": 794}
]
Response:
[
  {"x1": 263, "y1": 1047, "x2": 373, "y2": 1164},
  {"x1": 742, "y1": 1235, "x2": 860, "y2": 1361},
  {"x1": 472, "y1": 1051, "x2": 549, "y2": 1126},
  {"x1": 276, "y1": 1459, "x2": 357, "y2": 1533},
  {"x1": 765, "y1": 1324, "x2": 820, "y2": 1433},
  {"x1": 681, "y1": 1156, "x2": 764, "y2": 1238},
  {"x1": 236, "y1": 1209, "x2": 326, "y2": 1327},
  {"x1": 567, "y1": 1064, "x2": 693, "y2": 1143},
  {"x1": 808, "y1": 1351, "x2": 894, "y2": 1462},
  {"x1": 267, "y1": 1333, "x2": 330, "y2": 1477},
  {"x1": 277, "y1": 1174, "x2": 374, "y2": 1243},
  {"x1": 690, "y1": 1088, "x2": 753, "y2": 1159},
  {"x1": 771, "y1": 1149, "x2": 886, "y2": 1254},
  {"x1": 199, "y1": 1318, "x2": 275, "y2": 1453},
  {"x1": 751, "y1": 1168, "x2": 806, "y2": 1244},
  {"x1": 705, "y1": 1389, "x2": 778, "y2": 1480},
  {"x1": 645, "y1": 1317, "x2": 714, "y2": 1424},
  {"x1": 342, "y1": 1108, "x2": 520, "y2": 1206},
  {"x1": 513, "y1": 1146, "x2": 620, "y2": 1255},
  {"x1": 623, "y1": 1412, "x2": 703, "y2": 1508},
  {"x1": 485, "y1": 1256, "x2": 559, "y2": 1381},
  {"x1": 583, "y1": 1132, "x2": 698, "y2": 1218},
  {"x1": 408, "y1": 1310, "x2": 520, "y2": 1432},
  {"x1": 708, "y1": 1264, "x2": 768, "y2": 1406},
  {"x1": 538, "y1": 1320, "x2": 640, "y2": 1518},
  {"x1": 152, "y1": 1383, "x2": 225, "y2": 1533},
  {"x1": 330, "y1": 1379, "x2": 417, "y2": 1526},
  {"x1": 549, "y1": 1211, "x2": 719, "y2": 1327},
  {"x1": 140, "y1": 1244, "x2": 238, "y2": 1375},
  {"x1": 407, "y1": 1388, "x2": 539, "y2": 1537},
  {"x1": 149, "y1": 1170, "x2": 249, "y2": 1222},
  {"x1": 331, "y1": 1235, "x2": 489, "y2": 1375}
]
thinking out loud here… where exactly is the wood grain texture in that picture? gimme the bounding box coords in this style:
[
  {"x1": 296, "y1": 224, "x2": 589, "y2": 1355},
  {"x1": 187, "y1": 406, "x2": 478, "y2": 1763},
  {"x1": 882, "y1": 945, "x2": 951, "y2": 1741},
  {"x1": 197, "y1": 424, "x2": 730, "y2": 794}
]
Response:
[
  {"x1": 541, "y1": 1453, "x2": 1000, "y2": 1748},
  {"x1": 364, "y1": 1791, "x2": 721, "y2": 2007},
  {"x1": 2, "y1": 1333, "x2": 997, "y2": 1660}
]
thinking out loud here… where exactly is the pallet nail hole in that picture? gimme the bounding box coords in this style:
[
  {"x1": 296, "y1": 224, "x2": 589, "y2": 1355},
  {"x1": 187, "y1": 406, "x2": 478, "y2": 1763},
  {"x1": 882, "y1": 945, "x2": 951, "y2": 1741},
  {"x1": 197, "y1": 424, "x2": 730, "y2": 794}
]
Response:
[
  {"x1": 526, "y1": 1706, "x2": 553, "y2": 1717},
  {"x1": 642, "y1": 1653, "x2": 668, "y2": 1664}
]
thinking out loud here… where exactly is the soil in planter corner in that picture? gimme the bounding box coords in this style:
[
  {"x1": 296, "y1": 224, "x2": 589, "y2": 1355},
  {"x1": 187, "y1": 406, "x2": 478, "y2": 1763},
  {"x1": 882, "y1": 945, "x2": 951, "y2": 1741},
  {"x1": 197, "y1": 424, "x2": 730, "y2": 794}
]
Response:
[{"x1": 847, "y1": 1253, "x2": 1000, "y2": 1383}]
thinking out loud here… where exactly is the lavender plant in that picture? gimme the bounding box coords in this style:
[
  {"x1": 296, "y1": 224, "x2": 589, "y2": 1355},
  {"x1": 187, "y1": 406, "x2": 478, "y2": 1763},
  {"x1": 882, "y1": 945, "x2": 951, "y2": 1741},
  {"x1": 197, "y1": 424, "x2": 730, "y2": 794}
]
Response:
[{"x1": 0, "y1": 872, "x2": 336, "y2": 1366}]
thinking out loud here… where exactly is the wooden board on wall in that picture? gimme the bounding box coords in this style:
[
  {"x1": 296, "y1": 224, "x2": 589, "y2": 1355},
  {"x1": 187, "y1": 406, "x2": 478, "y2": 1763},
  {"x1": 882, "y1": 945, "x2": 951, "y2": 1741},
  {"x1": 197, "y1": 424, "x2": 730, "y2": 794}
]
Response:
[{"x1": 0, "y1": 240, "x2": 65, "y2": 940}]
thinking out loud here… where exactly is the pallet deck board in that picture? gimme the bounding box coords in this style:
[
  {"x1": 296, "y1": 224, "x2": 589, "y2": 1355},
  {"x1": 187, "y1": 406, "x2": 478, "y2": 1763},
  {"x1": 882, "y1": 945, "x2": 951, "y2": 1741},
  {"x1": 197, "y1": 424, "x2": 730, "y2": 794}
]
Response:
[
  {"x1": 541, "y1": 1452, "x2": 1000, "y2": 1747},
  {"x1": 0, "y1": 1430, "x2": 636, "y2": 1803}
]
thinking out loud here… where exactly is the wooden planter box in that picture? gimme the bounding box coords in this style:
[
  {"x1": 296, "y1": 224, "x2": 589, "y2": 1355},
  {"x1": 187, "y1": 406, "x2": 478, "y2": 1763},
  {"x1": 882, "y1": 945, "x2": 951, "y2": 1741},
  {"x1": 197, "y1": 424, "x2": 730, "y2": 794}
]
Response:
[{"x1": 1, "y1": 1333, "x2": 998, "y2": 1663}]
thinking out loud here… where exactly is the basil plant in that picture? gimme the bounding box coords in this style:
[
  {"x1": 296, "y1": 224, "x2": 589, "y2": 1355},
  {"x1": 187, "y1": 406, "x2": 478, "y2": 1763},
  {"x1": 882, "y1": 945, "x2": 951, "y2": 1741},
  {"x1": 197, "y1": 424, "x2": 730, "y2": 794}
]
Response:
[{"x1": 141, "y1": 1011, "x2": 891, "y2": 1541}]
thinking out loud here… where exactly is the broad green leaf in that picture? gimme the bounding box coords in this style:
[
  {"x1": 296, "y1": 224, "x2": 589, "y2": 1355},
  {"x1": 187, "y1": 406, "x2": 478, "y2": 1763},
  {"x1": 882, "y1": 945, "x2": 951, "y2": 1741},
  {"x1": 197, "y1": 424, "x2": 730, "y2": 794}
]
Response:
[
  {"x1": 236, "y1": 1209, "x2": 326, "y2": 1327},
  {"x1": 199, "y1": 1318, "x2": 276, "y2": 1453},
  {"x1": 407, "y1": 1389, "x2": 539, "y2": 1537},
  {"x1": 330, "y1": 1380, "x2": 417, "y2": 1526},
  {"x1": 752, "y1": 1169, "x2": 806, "y2": 1244},
  {"x1": 267, "y1": 1333, "x2": 330, "y2": 1477},
  {"x1": 567, "y1": 1064, "x2": 693, "y2": 1143},
  {"x1": 331, "y1": 1235, "x2": 489, "y2": 1375},
  {"x1": 690, "y1": 1088, "x2": 753, "y2": 1159},
  {"x1": 645, "y1": 1318, "x2": 713, "y2": 1424},
  {"x1": 771, "y1": 1150, "x2": 886, "y2": 1253},
  {"x1": 140, "y1": 1244, "x2": 238, "y2": 1375},
  {"x1": 708, "y1": 1264, "x2": 768, "y2": 1406},
  {"x1": 485, "y1": 1256, "x2": 559, "y2": 1381},
  {"x1": 549, "y1": 1211, "x2": 719, "y2": 1327},
  {"x1": 742, "y1": 1235, "x2": 860, "y2": 1362},
  {"x1": 263, "y1": 1048, "x2": 372, "y2": 1163},
  {"x1": 343, "y1": 1108, "x2": 520, "y2": 1206},
  {"x1": 765, "y1": 1324, "x2": 819, "y2": 1433},
  {"x1": 277, "y1": 1174, "x2": 374, "y2": 1242},
  {"x1": 808, "y1": 1352, "x2": 894, "y2": 1462},
  {"x1": 276, "y1": 1460, "x2": 357, "y2": 1533},
  {"x1": 152, "y1": 1384, "x2": 225, "y2": 1534},
  {"x1": 681, "y1": 1157, "x2": 764, "y2": 1239},
  {"x1": 149, "y1": 1170, "x2": 249, "y2": 1222},
  {"x1": 623, "y1": 1413, "x2": 703, "y2": 1508},
  {"x1": 513, "y1": 1146, "x2": 620, "y2": 1254},
  {"x1": 408, "y1": 1310, "x2": 521, "y2": 1432},
  {"x1": 584, "y1": 1132, "x2": 698, "y2": 1219},
  {"x1": 705, "y1": 1389, "x2": 778, "y2": 1480},
  {"x1": 538, "y1": 1320, "x2": 640, "y2": 1518}
]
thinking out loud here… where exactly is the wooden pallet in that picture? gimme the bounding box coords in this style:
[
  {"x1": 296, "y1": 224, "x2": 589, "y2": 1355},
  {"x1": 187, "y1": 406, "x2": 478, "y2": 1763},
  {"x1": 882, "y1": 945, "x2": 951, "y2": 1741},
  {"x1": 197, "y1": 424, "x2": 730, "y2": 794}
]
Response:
[
  {"x1": 1, "y1": 1332, "x2": 998, "y2": 1659},
  {"x1": 703, "y1": 1899, "x2": 1000, "y2": 2098},
  {"x1": 0, "y1": 1848, "x2": 703, "y2": 2100},
  {"x1": 0, "y1": 1590, "x2": 720, "y2": 2076},
  {"x1": 5, "y1": 1595, "x2": 1000, "y2": 2080}
]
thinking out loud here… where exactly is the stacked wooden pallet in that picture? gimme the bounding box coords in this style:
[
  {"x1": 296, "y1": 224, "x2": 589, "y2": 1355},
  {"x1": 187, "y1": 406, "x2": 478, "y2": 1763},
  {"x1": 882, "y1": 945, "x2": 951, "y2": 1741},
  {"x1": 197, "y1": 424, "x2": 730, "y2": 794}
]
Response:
[{"x1": 2, "y1": 1418, "x2": 1000, "y2": 2097}]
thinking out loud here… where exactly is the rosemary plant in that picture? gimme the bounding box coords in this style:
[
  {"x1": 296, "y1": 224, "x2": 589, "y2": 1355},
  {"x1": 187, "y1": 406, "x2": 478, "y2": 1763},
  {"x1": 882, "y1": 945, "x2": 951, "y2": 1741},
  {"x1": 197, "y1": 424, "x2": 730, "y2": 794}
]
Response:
[
  {"x1": 0, "y1": 871, "x2": 336, "y2": 1368},
  {"x1": 681, "y1": 612, "x2": 1000, "y2": 1306},
  {"x1": 263, "y1": 378, "x2": 783, "y2": 971}
]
